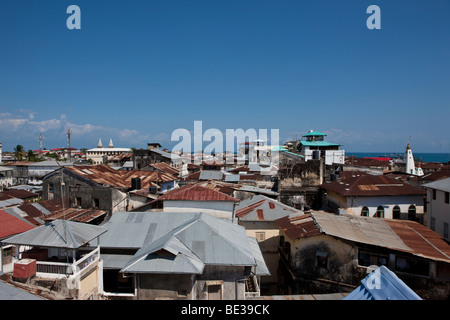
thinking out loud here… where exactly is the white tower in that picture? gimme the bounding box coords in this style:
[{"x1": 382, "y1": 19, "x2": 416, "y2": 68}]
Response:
[
  {"x1": 0, "y1": 142, "x2": 2, "y2": 164},
  {"x1": 97, "y1": 139, "x2": 103, "y2": 148},
  {"x1": 108, "y1": 139, "x2": 114, "y2": 148},
  {"x1": 405, "y1": 143, "x2": 423, "y2": 176}
]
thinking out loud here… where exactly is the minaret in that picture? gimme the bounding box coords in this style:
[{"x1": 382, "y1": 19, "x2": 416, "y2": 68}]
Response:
[
  {"x1": 0, "y1": 142, "x2": 2, "y2": 164},
  {"x1": 405, "y1": 143, "x2": 416, "y2": 175},
  {"x1": 97, "y1": 139, "x2": 103, "y2": 148}
]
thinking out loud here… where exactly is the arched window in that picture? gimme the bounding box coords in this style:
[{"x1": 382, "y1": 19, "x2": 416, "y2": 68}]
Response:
[
  {"x1": 392, "y1": 205, "x2": 401, "y2": 219},
  {"x1": 408, "y1": 205, "x2": 416, "y2": 221},
  {"x1": 361, "y1": 206, "x2": 369, "y2": 216},
  {"x1": 375, "y1": 206, "x2": 384, "y2": 218}
]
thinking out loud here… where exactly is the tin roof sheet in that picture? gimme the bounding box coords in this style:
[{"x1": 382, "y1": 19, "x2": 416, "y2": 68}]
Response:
[
  {"x1": 321, "y1": 174, "x2": 426, "y2": 196},
  {"x1": 0, "y1": 210, "x2": 35, "y2": 239},
  {"x1": 158, "y1": 184, "x2": 239, "y2": 202},
  {"x1": 236, "y1": 195, "x2": 301, "y2": 222},
  {"x1": 98, "y1": 211, "x2": 269, "y2": 275},
  {"x1": 3, "y1": 220, "x2": 107, "y2": 249},
  {"x1": 276, "y1": 212, "x2": 450, "y2": 263}
]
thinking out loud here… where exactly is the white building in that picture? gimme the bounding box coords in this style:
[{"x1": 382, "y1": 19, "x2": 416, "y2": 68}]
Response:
[
  {"x1": 86, "y1": 139, "x2": 131, "y2": 165},
  {"x1": 157, "y1": 184, "x2": 240, "y2": 221},
  {"x1": 321, "y1": 173, "x2": 426, "y2": 221},
  {"x1": 297, "y1": 130, "x2": 345, "y2": 165},
  {"x1": 423, "y1": 177, "x2": 450, "y2": 242},
  {"x1": 404, "y1": 143, "x2": 424, "y2": 176}
]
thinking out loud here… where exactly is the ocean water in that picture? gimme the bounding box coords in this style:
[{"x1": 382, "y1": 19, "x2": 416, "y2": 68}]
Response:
[{"x1": 346, "y1": 152, "x2": 450, "y2": 163}]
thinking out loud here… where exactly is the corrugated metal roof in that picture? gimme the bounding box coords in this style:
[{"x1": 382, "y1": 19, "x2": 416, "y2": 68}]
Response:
[
  {"x1": 236, "y1": 195, "x2": 301, "y2": 222},
  {"x1": 63, "y1": 165, "x2": 175, "y2": 189},
  {"x1": 385, "y1": 219, "x2": 450, "y2": 263},
  {"x1": 321, "y1": 174, "x2": 426, "y2": 196},
  {"x1": 344, "y1": 266, "x2": 421, "y2": 300},
  {"x1": 0, "y1": 210, "x2": 35, "y2": 239},
  {"x1": 199, "y1": 170, "x2": 225, "y2": 180},
  {"x1": 275, "y1": 212, "x2": 450, "y2": 263},
  {"x1": 312, "y1": 213, "x2": 411, "y2": 252},
  {"x1": 423, "y1": 176, "x2": 450, "y2": 192},
  {"x1": 158, "y1": 184, "x2": 239, "y2": 202},
  {"x1": 3, "y1": 220, "x2": 107, "y2": 249},
  {"x1": 98, "y1": 212, "x2": 268, "y2": 275}
]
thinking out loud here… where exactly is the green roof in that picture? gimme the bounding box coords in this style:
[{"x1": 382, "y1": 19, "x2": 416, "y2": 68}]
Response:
[
  {"x1": 300, "y1": 141, "x2": 340, "y2": 147},
  {"x1": 303, "y1": 131, "x2": 327, "y2": 137}
]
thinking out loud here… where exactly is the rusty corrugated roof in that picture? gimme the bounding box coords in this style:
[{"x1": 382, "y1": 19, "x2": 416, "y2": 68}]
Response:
[
  {"x1": 385, "y1": 219, "x2": 450, "y2": 263},
  {"x1": 275, "y1": 212, "x2": 450, "y2": 263},
  {"x1": 66, "y1": 165, "x2": 176, "y2": 189},
  {"x1": 321, "y1": 174, "x2": 426, "y2": 197},
  {"x1": 158, "y1": 184, "x2": 239, "y2": 202}
]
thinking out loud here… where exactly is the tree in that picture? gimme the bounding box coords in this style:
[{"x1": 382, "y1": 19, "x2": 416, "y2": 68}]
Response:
[{"x1": 14, "y1": 145, "x2": 24, "y2": 161}]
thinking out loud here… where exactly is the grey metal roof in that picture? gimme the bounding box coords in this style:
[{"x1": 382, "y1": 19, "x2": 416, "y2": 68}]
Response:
[
  {"x1": 2, "y1": 220, "x2": 107, "y2": 249},
  {"x1": 0, "y1": 278, "x2": 44, "y2": 300},
  {"x1": 236, "y1": 195, "x2": 301, "y2": 222},
  {"x1": 248, "y1": 237, "x2": 270, "y2": 276},
  {"x1": 98, "y1": 211, "x2": 268, "y2": 275},
  {"x1": 199, "y1": 170, "x2": 224, "y2": 180},
  {"x1": 239, "y1": 185, "x2": 279, "y2": 196},
  {"x1": 312, "y1": 212, "x2": 411, "y2": 252},
  {"x1": 0, "y1": 198, "x2": 23, "y2": 209},
  {"x1": 423, "y1": 177, "x2": 450, "y2": 193}
]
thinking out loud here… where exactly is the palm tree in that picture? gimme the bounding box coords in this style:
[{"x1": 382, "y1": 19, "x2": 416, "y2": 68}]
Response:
[{"x1": 14, "y1": 145, "x2": 24, "y2": 161}]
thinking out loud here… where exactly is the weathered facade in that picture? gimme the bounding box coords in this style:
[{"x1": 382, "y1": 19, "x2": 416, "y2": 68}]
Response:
[{"x1": 275, "y1": 212, "x2": 450, "y2": 299}]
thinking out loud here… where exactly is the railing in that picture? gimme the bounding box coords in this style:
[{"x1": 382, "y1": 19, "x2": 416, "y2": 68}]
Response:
[
  {"x1": 36, "y1": 261, "x2": 74, "y2": 275},
  {"x1": 35, "y1": 247, "x2": 100, "y2": 276},
  {"x1": 73, "y1": 247, "x2": 100, "y2": 274}
]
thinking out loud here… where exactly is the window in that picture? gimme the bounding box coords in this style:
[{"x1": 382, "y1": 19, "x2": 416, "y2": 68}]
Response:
[
  {"x1": 446, "y1": 192, "x2": 449, "y2": 204},
  {"x1": 431, "y1": 217, "x2": 436, "y2": 231},
  {"x1": 375, "y1": 206, "x2": 384, "y2": 218},
  {"x1": 316, "y1": 250, "x2": 328, "y2": 269},
  {"x1": 432, "y1": 189, "x2": 436, "y2": 200},
  {"x1": 76, "y1": 197, "x2": 82, "y2": 207},
  {"x1": 93, "y1": 198, "x2": 99, "y2": 209},
  {"x1": 408, "y1": 205, "x2": 416, "y2": 221},
  {"x1": 361, "y1": 206, "x2": 369, "y2": 217},
  {"x1": 206, "y1": 281, "x2": 223, "y2": 300},
  {"x1": 358, "y1": 250, "x2": 388, "y2": 267},
  {"x1": 392, "y1": 205, "x2": 401, "y2": 219},
  {"x1": 395, "y1": 257, "x2": 429, "y2": 277},
  {"x1": 255, "y1": 232, "x2": 266, "y2": 242}
]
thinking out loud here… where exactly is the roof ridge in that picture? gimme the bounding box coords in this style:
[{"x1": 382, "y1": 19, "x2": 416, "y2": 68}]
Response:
[{"x1": 196, "y1": 214, "x2": 255, "y2": 265}]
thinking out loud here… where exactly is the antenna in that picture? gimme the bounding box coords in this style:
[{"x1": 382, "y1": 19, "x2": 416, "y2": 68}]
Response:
[
  {"x1": 67, "y1": 129, "x2": 72, "y2": 161},
  {"x1": 39, "y1": 134, "x2": 43, "y2": 151}
]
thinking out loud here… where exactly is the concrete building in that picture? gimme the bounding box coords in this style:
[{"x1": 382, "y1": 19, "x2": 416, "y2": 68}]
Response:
[
  {"x1": 275, "y1": 212, "x2": 450, "y2": 299},
  {"x1": 97, "y1": 211, "x2": 269, "y2": 300},
  {"x1": 320, "y1": 173, "x2": 426, "y2": 222},
  {"x1": 2, "y1": 220, "x2": 107, "y2": 300},
  {"x1": 236, "y1": 195, "x2": 303, "y2": 294},
  {"x1": 86, "y1": 139, "x2": 131, "y2": 165},
  {"x1": 423, "y1": 177, "x2": 450, "y2": 242},
  {"x1": 42, "y1": 165, "x2": 178, "y2": 217},
  {"x1": 290, "y1": 130, "x2": 345, "y2": 166},
  {"x1": 156, "y1": 183, "x2": 240, "y2": 221}
]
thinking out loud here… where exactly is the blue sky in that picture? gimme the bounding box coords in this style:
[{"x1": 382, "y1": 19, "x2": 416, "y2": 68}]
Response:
[{"x1": 0, "y1": 0, "x2": 449, "y2": 153}]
